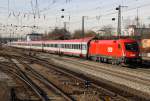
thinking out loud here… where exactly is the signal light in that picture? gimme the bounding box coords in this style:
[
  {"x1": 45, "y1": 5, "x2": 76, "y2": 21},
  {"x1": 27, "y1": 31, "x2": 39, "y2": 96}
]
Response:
[
  {"x1": 112, "y1": 18, "x2": 115, "y2": 21},
  {"x1": 61, "y1": 9, "x2": 65, "y2": 11},
  {"x1": 116, "y1": 7, "x2": 119, "y2": 10},
  {"x1": 61, "y1": 15, "x2": 64, "y2": 18}
]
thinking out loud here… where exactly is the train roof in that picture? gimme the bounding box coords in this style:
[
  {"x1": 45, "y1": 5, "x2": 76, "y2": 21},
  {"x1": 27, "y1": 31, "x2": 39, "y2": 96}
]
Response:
[
  {"x1": 44, "y1": 37, "x2": 94, "y2": 43},
  {"x1": 12, "y1": 37, "x2": 94, "y2": 44},
  {"x1": 91, "y1": 38, "x2": 137, "y2": 44}
]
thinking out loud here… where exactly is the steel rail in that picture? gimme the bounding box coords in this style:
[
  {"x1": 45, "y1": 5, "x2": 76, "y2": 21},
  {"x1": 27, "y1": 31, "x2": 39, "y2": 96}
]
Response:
[
  {"x1": 10, "y1": 59, "x2": 50, "y2": 101},
  {"x1": 17, "y1": 58, "x2": 75, "y2": 101}
]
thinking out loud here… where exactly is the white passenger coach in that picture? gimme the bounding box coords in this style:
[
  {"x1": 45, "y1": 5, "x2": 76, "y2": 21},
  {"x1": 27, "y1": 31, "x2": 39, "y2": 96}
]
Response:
[{"x1": 11, "y1": 37, "x2": 94, "y2": 58}]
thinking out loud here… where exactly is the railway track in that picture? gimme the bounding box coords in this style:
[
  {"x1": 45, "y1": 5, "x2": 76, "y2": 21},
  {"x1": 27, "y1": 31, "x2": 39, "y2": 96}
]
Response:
[
  {"x1": 0, "y1": 62, "x2": 41, "y2": 101},
  {"x1": 23, "y1": 58, "x2": 128, "y2": 100},
  {"x1": 2, "y1": 47, "x2": 150, "y2": 101},
  {"x1": 0, "y1": 55, "x2": 71, "y2": 101},
  {"x1": 45, "y1": 55, "x2": 150, "y2": 100},
  {"x1": 11, "y1": 58, "x2": 73, "y2": 101},
  {"x1": 54, "y1": 57, "x2": 150, "y2": 82},
  {"x1": 11, "y1": 59, "x2": 51, "y2": 101},
  {"x1": 3, "y1": 47, "x2": 130, "y2": 101}
]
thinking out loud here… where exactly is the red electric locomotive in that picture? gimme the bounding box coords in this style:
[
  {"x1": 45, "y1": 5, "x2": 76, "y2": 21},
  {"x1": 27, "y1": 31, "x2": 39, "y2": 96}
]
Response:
[{"x1": 88, "y1": 39, "x2": 141, "y2": 65}]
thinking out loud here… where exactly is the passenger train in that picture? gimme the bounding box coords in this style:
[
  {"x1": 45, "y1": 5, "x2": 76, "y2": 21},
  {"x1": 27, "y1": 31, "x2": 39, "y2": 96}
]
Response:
[{"x1": 10, "y1": 37, "x2": 142, "y2": 65}]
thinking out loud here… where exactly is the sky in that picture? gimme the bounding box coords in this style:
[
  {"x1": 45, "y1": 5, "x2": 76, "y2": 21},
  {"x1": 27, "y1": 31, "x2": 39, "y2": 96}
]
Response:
[{"x1": 0, "y1": 0, "x2": 150, "y2": 37}]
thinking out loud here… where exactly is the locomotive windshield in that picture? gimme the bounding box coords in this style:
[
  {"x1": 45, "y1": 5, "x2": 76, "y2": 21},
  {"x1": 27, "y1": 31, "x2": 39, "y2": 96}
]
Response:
[{"x1": 125, "y1": 42, "x2": 139, "y2": 52}]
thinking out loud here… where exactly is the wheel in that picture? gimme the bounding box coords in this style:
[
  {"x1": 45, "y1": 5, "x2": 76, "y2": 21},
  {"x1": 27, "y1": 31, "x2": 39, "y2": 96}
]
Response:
[{"x1": 100, "y1": 57, "x2": 104, "y2": 63}]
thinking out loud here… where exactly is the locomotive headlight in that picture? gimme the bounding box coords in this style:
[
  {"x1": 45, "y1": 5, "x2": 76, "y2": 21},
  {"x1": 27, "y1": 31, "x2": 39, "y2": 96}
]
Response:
[
  {"x1": 130, "y1": 54, "x2": 135, "y2": 57},
  {"x1": 123, "y1": 53, "x2": 126, "y2": 57}
]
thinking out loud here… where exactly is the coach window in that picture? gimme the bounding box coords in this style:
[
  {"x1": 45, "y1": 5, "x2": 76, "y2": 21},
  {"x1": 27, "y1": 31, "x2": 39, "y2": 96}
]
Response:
[
  {"x1": 69, "y1": 44, "x2": 71, "y2": 49},
  {"x1": 77, "y1": 44, "x2": 79, "y2": 49},
  {"x1": 75, "y1": 44, "x2": 77, "y2": 49},
  {"x1": 84, "y1": 45, "x2": 87, "y2": 50},
  {"x1": 64, "y1": 44, "x2": 65, "y2": 48},
  {"x1": 67, "y1": 44, "x2": 69, "y2": 49},
  {"x1": 78, "y1": 44, "x2": 80, "y2": 49},
  {"x1": 69, "y1": 44, "x2": 72, "y2": 49},
  {"x1": 67, "y1": 44, "x2": 69, "y2": 48},
  {"x1": 82, "y1": 45, "x2": 86, "y2": 50},
  {"x1": 68, "y1": 44, "x2": 70, "y2": 49}
]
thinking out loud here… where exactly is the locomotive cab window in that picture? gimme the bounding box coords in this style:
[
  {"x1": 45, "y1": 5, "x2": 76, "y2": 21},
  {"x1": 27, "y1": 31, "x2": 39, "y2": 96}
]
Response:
[{"x1": 125, "y1": 42, "x2": 139, "y2": 52}]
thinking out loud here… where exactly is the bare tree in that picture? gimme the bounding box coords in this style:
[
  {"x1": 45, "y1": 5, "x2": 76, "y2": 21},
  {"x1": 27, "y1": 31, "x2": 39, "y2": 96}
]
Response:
[
  {"x1": 85, "y1": 30, "x2": 96, "y2": 37},
  {"x1": 72, "y1": 30, "x2": 82, "y2": 39},
  {"x1": 72, "y1": 30, "x2": 96, "y2": 39},
  {"x1": 43, "y1": 27, "x2": 71, "y2": 40},
  {"x1": 100, "y1": 25, "x2": 114, "y2": 36}
]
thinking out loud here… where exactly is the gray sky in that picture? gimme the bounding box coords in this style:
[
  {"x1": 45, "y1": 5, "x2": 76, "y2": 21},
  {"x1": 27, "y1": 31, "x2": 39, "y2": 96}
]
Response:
[{"x1": 0, "y1": 0, "x2": 150, "y2": 37}]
